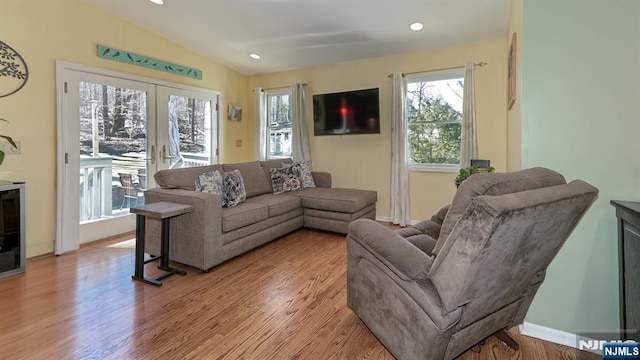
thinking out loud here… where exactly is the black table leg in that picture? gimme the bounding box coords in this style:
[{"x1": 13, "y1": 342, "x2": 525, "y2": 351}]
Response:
[
  {"x1": 157, "y1": 218, "x2": 186, "y2": 276},
  {"x1": 132, "y1": 214, "x2": 162, "y2": 286}
]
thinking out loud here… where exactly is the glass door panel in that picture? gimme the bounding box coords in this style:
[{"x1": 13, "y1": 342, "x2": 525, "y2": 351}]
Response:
[
  {"x1": 157, "y1": 87, "x2": 218, "y2": 170},
  {"x1": 78, "y1": 81, "x2": 149, "y2": 220}
]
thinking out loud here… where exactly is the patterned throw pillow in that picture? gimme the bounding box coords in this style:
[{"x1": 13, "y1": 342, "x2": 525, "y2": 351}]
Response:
[
  {"x1": 195, "y1": 170, "x2": 223, "y2": 195},
  {"x1": 223, "y1": 169, "x2": 246, "y2": 207},
  {"x1": 284, "y1": 160, "x2": 315, "y2": 188},
  {"x1": 270, "y1": 164, "x2": 303, "y2": 194}
]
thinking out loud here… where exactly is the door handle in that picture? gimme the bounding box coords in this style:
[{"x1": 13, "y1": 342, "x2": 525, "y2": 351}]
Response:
[
  {"x1": 144, "y1": 145, "x2": 156, "y2": 165},
  {"x1": 161, "y1": 145, "x2": 171, "y2": 164}
]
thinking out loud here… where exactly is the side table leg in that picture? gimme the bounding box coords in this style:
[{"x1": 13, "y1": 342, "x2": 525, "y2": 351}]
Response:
[
  {"x1": 132, "y1": 214, "x2": 162, "y2": 286},
  {"x1": 133, "y1": 214, "x2": 146, "y2": 279},
  {"x1": 157, "y1": 217, "x2": 186, "y2": 276},
  {"x1": 160, "y1": 218, "x2": 170, "y2": 269}
]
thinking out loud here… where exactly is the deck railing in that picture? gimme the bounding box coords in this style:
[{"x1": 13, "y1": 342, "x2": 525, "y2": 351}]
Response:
[{"x1": 80, "y1": 155, "x2": 113, "y2": 221}]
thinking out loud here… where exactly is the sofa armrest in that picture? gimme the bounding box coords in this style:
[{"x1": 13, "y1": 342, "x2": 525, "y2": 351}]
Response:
[
  {"x1": 311, "y1": 171, "x2": 331, "y2": 188},
  {"x1": 143, "y1": 187, "x2": 223, "y2": 271},
  {"x1": 348, "y1": 219, "x2": 433, "y2": 281}
]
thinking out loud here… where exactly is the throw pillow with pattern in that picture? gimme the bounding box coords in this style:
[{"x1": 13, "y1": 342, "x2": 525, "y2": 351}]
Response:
[
  {"x1": 284, "y1": 160, "x2": 315, "y2": 188},
  {"x1": 195, "y1": 170, "x2": 223, "y2": 195},
  {"x1": 270, "y1": 164, "x2": 303, "y2": 194},
  {"x1": 223, "y1": 169, "x2": 246, "y2": 207}
]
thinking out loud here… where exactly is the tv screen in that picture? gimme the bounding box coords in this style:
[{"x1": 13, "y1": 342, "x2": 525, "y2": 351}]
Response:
[{"x1": 313, "y1": 88, "x2": 380, "y2": 135}]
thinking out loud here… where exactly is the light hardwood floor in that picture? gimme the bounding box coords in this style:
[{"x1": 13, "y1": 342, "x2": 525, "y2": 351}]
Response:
[{"x1": 0, "y1": 228, "x2": 599, "y2": 360}]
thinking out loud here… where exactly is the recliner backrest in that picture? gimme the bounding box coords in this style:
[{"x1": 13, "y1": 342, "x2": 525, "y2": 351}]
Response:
[
  {"x1": 434, "y1": 167, "x2": 566, "y2": 255},
  {"x1": 428, "y1": 180, "x2": 598, "y2": 326}
]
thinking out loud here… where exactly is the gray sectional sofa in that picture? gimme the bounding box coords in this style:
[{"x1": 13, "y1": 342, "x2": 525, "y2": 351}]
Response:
[{"x1": 143, "y1": 158, "x2": 377, "y2": 272}]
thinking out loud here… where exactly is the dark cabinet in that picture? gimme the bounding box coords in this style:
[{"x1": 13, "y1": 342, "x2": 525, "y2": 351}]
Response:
[
  {"x1": 0, "y1": 182, "x2": 25, "y2": 279},
  {"x1": 611, "y1": 200, "x2": 640, "y2": 341}
]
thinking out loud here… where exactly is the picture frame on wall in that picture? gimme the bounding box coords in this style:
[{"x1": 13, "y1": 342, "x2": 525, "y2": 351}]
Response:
[
  {"x1": 507, "y1": 32, "x2": 517, "y2": 110},
  {"x1": 228, "y1": 105, "x2": 242, "y2": 121}
]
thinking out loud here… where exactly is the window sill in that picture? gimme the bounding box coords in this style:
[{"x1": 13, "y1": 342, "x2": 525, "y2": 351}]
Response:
[{"x1": 409, "y1": 163, "x2": 460, "y2": 173}]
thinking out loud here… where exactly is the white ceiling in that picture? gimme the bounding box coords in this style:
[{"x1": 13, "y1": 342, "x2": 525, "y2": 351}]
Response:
[{"x1": 84, "y1": 0, "x2": 512, "y2": 76}]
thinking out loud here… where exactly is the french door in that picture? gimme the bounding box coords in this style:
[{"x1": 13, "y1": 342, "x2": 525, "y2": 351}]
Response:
[{"x1": 56, "y1": 62, "x2": 219, "y2": 254}]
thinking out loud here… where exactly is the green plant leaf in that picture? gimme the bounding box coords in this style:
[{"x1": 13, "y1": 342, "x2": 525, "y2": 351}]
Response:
[{"x1": 0, "y1": 135, "x2": 17, "y2": 149}]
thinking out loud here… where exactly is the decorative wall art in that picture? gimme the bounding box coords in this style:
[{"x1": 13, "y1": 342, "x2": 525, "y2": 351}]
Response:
[
  {"x1": 507, "y1": 32, "x2": 517, "y2": 110},
  {"x1": 0, "y1": 41, "x2": 29, "y2": 98},
  {"x1": 97, "y1": 45, "x2": 202, "y2": 80},
  {"x1": 228, "y1": 105, "x2": 242, "y2": 121}
]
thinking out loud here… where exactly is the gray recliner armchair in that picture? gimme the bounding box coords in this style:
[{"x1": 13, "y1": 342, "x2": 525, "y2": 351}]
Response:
[{"x1": 347, "y1": 167, "x2": 598, "y2": 359}]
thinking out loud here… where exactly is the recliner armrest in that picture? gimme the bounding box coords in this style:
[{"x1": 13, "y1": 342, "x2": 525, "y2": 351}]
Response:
[{"x1": 348, "y1": 219, "x2": 433, "y2": 281}]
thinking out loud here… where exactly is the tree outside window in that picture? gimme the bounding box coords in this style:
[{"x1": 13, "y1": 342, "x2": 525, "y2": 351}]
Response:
[{"x1": 407, "y1": 70, "x2": 464, "y2": 171}]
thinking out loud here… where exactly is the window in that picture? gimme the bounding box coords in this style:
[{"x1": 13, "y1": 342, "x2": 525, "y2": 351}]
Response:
[
  {"x1": 406, "y1": 68, "x2": 464, "y2": 172},
  {"x1": 266, "y1": 88, "x2": 292, "y2": 159}
]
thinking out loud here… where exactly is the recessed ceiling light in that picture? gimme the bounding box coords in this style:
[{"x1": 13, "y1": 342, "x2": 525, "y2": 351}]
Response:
[
  {"x1": 149, "y1": 0, "x2": 164, "y2": 5},
  {"x1": 409, "y1": 22, "x2": 424, "y2": 31},
  {"x1": 249, "y1": 53, "x2": 261, "y2": 60}
]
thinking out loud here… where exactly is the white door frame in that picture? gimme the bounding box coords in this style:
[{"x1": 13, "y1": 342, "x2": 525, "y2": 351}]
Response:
[{"x1": 55, "y1": 61, "x2": 222, "y2": 255}]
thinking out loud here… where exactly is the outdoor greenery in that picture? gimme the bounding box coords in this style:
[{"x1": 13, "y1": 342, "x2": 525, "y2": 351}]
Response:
[
  {"x1": 454, "y1": 165, "x2": 495, "y2": 186},
  {"x1": 407, "y1": 78, "x2": 463, "y2": 164}
]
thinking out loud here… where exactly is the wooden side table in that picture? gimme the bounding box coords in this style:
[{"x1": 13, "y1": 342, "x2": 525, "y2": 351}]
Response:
[{"x1": 130, "y1": 201, "x2": 194, "y2": 286}]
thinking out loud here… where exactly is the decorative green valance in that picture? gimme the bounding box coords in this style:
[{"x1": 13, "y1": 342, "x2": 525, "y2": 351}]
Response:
[{"x1": 97, "y1": 45, "x2": 202, "y2": 80}]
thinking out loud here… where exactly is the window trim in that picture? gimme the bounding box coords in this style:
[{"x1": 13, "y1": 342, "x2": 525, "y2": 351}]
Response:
[{"x1": 406, "y1": 67, "x2": 464, "y2": 173}]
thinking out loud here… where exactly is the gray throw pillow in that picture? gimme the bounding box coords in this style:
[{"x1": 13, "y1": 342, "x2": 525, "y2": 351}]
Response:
[
  {"x1": 222, "y1": 169, "x2": 246, "y2": 207},
  {"x1": 195, "y1": 170, "x2": 223, "y2": 195}
]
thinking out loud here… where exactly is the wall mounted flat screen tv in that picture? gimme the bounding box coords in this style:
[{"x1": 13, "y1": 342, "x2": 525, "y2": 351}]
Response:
[{"x1": 313, "y1": 88, "x2": 380, "y2": 136}]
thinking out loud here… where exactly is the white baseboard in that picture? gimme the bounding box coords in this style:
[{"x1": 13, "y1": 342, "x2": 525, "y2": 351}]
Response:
[{"x1": 519, "y1": 321, "x2": 578, "y2": 348}]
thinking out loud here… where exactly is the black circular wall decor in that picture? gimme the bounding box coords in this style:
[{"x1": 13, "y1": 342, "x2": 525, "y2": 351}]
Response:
[{"x1": 0, "y1": 40, "x2": 29, "y2": 98}]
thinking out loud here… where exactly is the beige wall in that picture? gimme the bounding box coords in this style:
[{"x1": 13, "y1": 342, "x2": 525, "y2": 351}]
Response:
[
  {"x1": 0, "y1": 0, "x2": 249, "y2": 256},
  {"x1": 249, "y1": 38, "x2": 508, "y2": 221},
  {"x1": 506, "y1": 0, "x2": 523, "y2": 171}
]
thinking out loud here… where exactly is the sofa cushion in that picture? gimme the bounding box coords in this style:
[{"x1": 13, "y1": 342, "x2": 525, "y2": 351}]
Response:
[
  {"x1": 221, "y1": 202, "x2": 269, "y2": 232},
  {"x1": 270, "y1": 164, "x2": 304, "y2": 194},
  {"x1": 223, "y1": 161, "x2": 272, "y2": 198},
  {"x1": 245, "y1": 194, "x2": 301, "y2": 217},
  {"x1": 291, "y1": 187, "x2": 377, "y2": 213},
  {"x1": 195, "y1": 170, "x2": 223, "y2": 195},
  {"x1": 222, "y1": 169, "x2": 246, "y2": 207},
  {"x1": 435, "y1": 167, "x2": 567, "y2": 255},
  {"x1": 154, "y1": 164, "x2": 223, "y2": 191},
  {"x1": 284, "y1": 160, "x2": 315, "y2": 188}
]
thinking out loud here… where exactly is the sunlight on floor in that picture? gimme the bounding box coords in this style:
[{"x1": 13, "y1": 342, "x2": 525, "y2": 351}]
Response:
[{"x1": 107, "y1": 238, "x2": 136, "y2": 249}]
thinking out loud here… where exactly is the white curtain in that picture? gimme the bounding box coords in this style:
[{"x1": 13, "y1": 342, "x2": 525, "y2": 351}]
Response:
[
  {"x1": 460, "y1": 61, "x2": 478, "y2": 168},
  {"x1": 390, "y1": 72, "x2": 411, "y2": 226},
  {"x1": 253, "y1": 87, "x2": 267, "y2": 161},
  {"x1": 291, "y1": 83, "x2": 311, "y2": 162}
]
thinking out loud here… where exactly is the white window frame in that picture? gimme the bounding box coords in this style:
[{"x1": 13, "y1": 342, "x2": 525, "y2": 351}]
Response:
[
  {"x1": 265, "y1": 87, "x2": 293, "y2": 160},
  {"x1": 406, "y1": 68, "x2": 464, "y2": 173}
]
